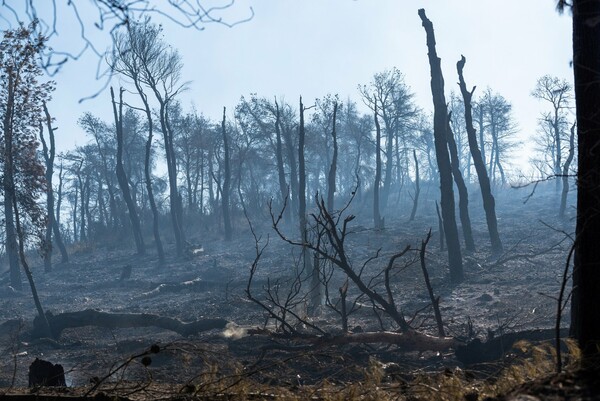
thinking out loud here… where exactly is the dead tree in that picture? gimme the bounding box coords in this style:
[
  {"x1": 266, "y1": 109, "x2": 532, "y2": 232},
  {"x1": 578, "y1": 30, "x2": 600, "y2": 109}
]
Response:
[
  {"x1": 446, "y1": 112, "x2": 475, "y2": 252},
  {"x1": 419, "y1": 8, "x2": 463, "y2": 282},
  {"x1": 111, "y1": 87, "x2": 145, "y2": 255},
  {"x1": 221, "y1": 107, "x2": 232, "y2": 240},
  {"x1": 39, "y1": 103, "x2": 69, "y2": 268},
  {"x1": 419, "y1": 230, "x2": 445, "y2": 337},
  {"x1": 559, "y1": 122, "x2": 576, "y2": 218},
  {"x1": 271, "y1": 196, "x2": 412, "y2": 332},
  {"x1": 409, "y1": 149, "x2": 420, "y2": 221},
  {"x1": 327, "y1": 101, "x2": 338, "y2": 212},
  {"x1": 298, "y1": 97, "x2": 318, "y2": 313},
  {"x1": 373, "y1": 101, "x2": 384, "y2": 230},
  {"x1": 457, "y1": 56, "x2": 503, "y2": 254},
  {"x1": 274, "y1": 99, "x2": 291, "y2": 223}
]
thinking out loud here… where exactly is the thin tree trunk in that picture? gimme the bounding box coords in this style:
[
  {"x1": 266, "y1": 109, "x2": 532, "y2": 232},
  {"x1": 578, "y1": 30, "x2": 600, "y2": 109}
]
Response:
[
  {"x1": 446, "y1": 113, "x2": 475, "y2": 252},
  {"x1": 409, "y1": 149, "x2": 420, "y2": 221},
  {"x1": 11, "y1": 193, "x2": 52, "y2": 337},
  {"x1": 419, "y1": 8, "x2": 463, "y2": 283},
  {"x1": 111, "y1": 87, "x2": 145, "y2": 255},
  {"x1": 299, "y1": 97, "x2": 317, "y2": 312},
  {"x1": 457, "y1": 56, "x2": 503, "y2": 255},
  {"x1": 327, "y1": 101, "x2": 338, "y2": 212},
  {"x1": 274, "y1": 99, "x2": 290, "y2": 222},
  {"x1": 221, "y1": 107, "x2": 232, "y2": 241},
  {"x1": 2, "y1": 75, "x2": 21, "y2": 290},
  {"x1": 374, "y1": 102, "x2": 384, "y2": 230},
  {"x1": 283, "y1": 125, "x2": 298, "y2": 224},
  {"x1": 134, "y1": 82, "x2": 165, "y2": 264},
  {"x1": 53, "y1": 161, "x2": 69, "y2": 263},
  {"x1": 559, "y1": 122, "x2": 576, "y2": 218}
]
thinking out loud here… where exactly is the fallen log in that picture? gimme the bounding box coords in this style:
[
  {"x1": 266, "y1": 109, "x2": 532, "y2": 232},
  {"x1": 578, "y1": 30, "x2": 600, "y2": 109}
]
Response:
[
  {"x1": 246, "y1": 328, "x2": 458, "y2": 353},
  {"x1": 32, "y1": 309, "x2": 228, "y2": 339}
]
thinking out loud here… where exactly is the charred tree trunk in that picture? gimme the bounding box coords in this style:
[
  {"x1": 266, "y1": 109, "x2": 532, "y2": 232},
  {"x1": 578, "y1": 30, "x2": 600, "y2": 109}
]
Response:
[
  {"x1": 12, "y1": 182, "x2": 52, "y2": 337},
  {"x1": 53, "y1": 161, "x2": 68, "y2": 263},
  {"x1": 374, "y1": 102, "x2": 384, "y2": 230},
  {"x1": 446, "y1": 113, "x2": 475, "y2": 252},
  {"x1": 2, "y1": 78, "x2": 21, "y2": 290},
  {"x1": 327, "y1": 101, "x2": 338, "y2": 212},
  {"x1": 39, "y1": 103, "x2": 63, "y2": 272},
  {"x1": 134, "y1": 82, "x2": 165, "y2": 264},
  {"x1": 299, "y1": 97, "x2": 317, "y2": 311},
  {"x1": 409, "y1": 149, "x2": 420, "y2": 222},
  {"x1": 274, "y1": 99, "x2": 290, "y2": 222},
  {"x1": 457, "y1": 56, "x2": 503, "y2": 254},
  {"x1": 159, "y1": 101, "x2": 185, "y2": 256},
  {"x1": 111, "y1": 87, "x2": 145, "y2": 255},
  {"x1": 559, "y1": 122, "x2": 576, "y2": 218},
  {"x1": 571, "y1": 0, "x2": 600, "y2": 362},
  {"x1": 419, "y1": 8, "x2": 463, "y2": 283},
  {"x1": 221, "y1": 107, "x2": 232, "y2": 241},
  {"x1": 283, "y1": 125, "x2": 299, "y2": 224}
]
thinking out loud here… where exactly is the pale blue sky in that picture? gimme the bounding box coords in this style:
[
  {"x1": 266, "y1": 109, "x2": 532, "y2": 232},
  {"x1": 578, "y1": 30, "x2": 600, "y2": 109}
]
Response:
[{"x1": 1, "y1": 1, "x2": 573, "y2": 170}]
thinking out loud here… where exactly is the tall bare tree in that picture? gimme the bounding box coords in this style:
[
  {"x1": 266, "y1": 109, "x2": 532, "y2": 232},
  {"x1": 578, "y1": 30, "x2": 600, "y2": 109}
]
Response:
[
  {"x1": 457, "y1": 56, "x2": 503, "y2": 255},
  {"x1": 419, "y1": 8, "x2": 463, "y2": 283},
  {"x1": 531, "y1": 75, "x2": 573, "y2": 191},
  {"x1": 111, "y1": 87, "x2": 145, "y2": 255},
  {"x1": 114, "y1": 21, "x2": 187, "y2": 256}
]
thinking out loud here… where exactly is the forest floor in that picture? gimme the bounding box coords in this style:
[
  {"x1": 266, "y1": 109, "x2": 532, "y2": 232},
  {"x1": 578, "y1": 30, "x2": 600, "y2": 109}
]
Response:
[{"x1": 0, "y1": 183, "x2": 591, "y2": 400}]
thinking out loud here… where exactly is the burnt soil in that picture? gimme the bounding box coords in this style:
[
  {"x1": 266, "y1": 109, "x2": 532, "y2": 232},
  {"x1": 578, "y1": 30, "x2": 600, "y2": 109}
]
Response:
[{"x1": 0, "y1": 184, "x2": 584, "y2": 399}]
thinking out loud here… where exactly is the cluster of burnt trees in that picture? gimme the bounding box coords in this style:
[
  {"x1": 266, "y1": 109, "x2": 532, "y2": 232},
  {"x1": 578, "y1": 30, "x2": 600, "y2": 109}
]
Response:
[
  {"x1": 4, "y1": 2, "x2": 597, "y2": 369},
  {"x1": 2, "y1": 19, "x2": 576, "y2": 289}
]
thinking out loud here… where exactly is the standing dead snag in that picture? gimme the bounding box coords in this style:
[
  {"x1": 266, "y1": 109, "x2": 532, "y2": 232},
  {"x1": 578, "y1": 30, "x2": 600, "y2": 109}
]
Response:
[
  {"x1": 457, "y1": 56, "x2": 503, "y2": 254},
  {"x1": 409, "y1": 149, "x2": 420, "y2": 222},
  {"x1": 559, "y1": 122, "x2": 576, "y2": 218},
  {"x1": 111, "y1": 87, "x2": 145, "y2": 255},
  {"x1": 373, "y1": 101, "x2": 384, "y2": 230},
  {"x1": 419, "y1": 8, "x2": 463, "y2": 282},
  {"x1": 221, "y1": 107, "x2": 232, "y2": 240},
  {"x1": 419, "y1": 230, "x2": 445, "y2": 337},
  {"x1": 446, "y1": 112, "x2": 475, "y2": 252}
]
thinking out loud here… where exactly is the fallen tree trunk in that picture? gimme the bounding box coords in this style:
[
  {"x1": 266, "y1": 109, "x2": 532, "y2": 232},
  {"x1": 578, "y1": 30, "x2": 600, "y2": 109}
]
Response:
[
  {"x1": 247, "y1": 328, "x2": 457, "y2": 353},
  {"x1": 33, "y1": 309, "x2": 228, "y2": 339}
]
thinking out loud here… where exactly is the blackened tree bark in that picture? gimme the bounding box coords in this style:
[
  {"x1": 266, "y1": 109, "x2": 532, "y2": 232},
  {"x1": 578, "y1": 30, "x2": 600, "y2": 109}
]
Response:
[
  {"x1": 457, "y1": 56, "x2": 503, "y2": 255},
  {"x1": 2, "y1": 79, "x2": 21, "y2": 290},
  {"x1": 559, "y1": 122, "x2": 575, "y2": 218},
  {"x1": 409, "y1": 149, "x2": 420, "y2": 222},
  {"x1": 446, "y1": 113, "x2": 475, "y2": 252},
  {"x1": 221, "y1": 107, "x2": 232, "y2": 241},
  {"x1": 39, "y1": 103, "x2": 69, "y2": 271},
  {"x1": 373, "y1": 101, "x2": 384, "y2": 230},
  {"x1": 282, "y1": 122, "x2": 299, "y2": 225},
  {"x1": 299, "y1": 97, "x2": 318, "y2": 312},
  {"x1": 111, "y1": 87, "x2": 145, "y2": 255},
  {"x1": 140, "y1": 83, "x2": 165, "y2": 264},
  {"x1": 569, "y1": 0, "x2": 600, "y2": 362},
  {"x1": 419, "y1": 8, "x2": 463, "y2": 283},
  {"x1": 274, "y1": 99, "x2": 290, "y2": 222},
  {"x1": 54, "y1": 161, "x2": 68, "y2": 263},
  {"x1": 327, "y1": 101, "x2": 338, "y2": 212}
]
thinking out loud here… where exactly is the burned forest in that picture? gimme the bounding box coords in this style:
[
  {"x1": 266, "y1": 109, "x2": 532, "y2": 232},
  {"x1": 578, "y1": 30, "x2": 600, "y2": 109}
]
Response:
[{"x1": 1, "y1": 2, "x2": 599, "y2": 400}]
